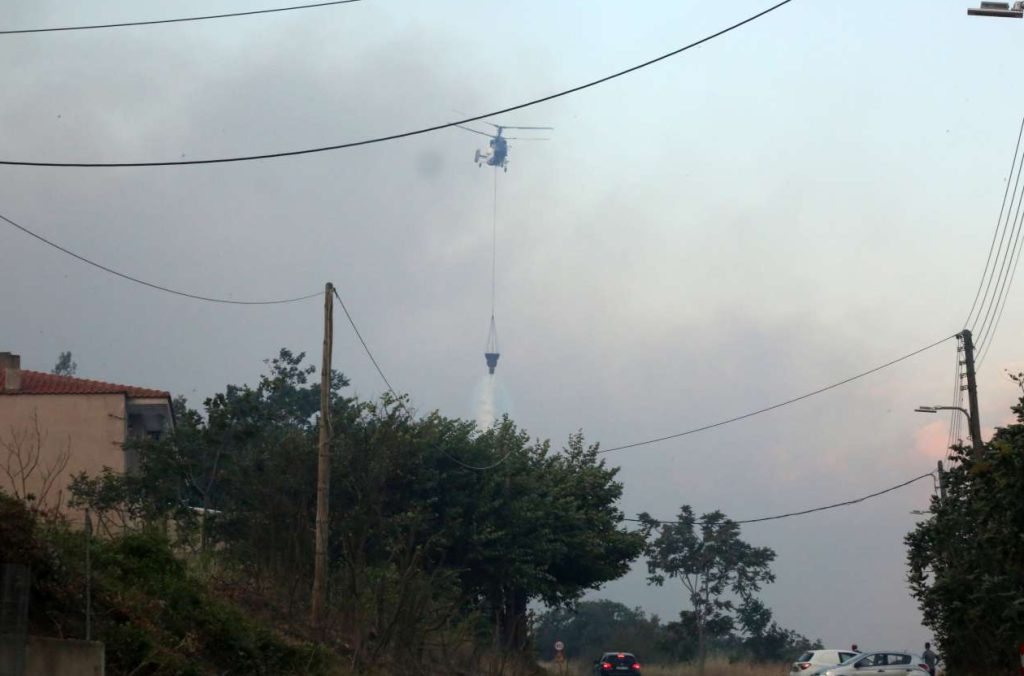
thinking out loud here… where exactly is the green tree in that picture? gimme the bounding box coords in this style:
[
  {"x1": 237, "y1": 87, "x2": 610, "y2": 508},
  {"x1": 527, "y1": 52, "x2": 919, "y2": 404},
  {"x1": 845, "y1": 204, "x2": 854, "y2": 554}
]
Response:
[
  {"x1": 456, "y1": 430, "x2": 645, "y2": 652},
  {"x1": 639, "y1": 508, "x2": 775, "y2": 674},
  {"x1": 533, "y1": 597, "x2": 817, "y2": 665},
  {"x1": 51, "y1": 351, "x2": 76, "y2": 377},
  {"x1": 533, "y1": 600, "x2": 666, "y2": 663},
  {"x1": 906, "y1": 372, "x2": 1024, "y2": 675},
  {"x1": 69, "y1": 349, "x2": 644, "y2": 673},
  {"x1": 738, "y1": 598, "x2": 820, "y2": 661},
  {"x1": 659, "y1": 609, "x2": 733, "y2": 662}
]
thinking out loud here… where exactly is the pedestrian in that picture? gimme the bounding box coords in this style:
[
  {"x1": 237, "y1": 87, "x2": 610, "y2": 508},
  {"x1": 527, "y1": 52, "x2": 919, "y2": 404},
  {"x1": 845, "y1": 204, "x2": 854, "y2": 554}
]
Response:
[{"x1": 922, "y1": 642, "x2": 938, "y2": 675}]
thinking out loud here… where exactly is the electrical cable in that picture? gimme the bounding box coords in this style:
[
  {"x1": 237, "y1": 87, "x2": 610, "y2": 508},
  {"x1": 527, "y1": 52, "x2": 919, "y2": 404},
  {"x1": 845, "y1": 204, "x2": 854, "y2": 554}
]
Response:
[
  {"x1": 0, "y1": 0, "x2": 796, "y2": 168},
  {"x1": 952, "y1": 334, "x2": 964, "y2": 455},
  {"x1": 950, "y1": 354, "x2": 958, "y2": 454},
  {"x1": 976, "y1": 181, "x2": 1024, "y2": 350},
  {"x1": 976, "y1": 139, "x2": 1024, "y2": 351},
  {"x1": 0, "y1": 0, "x2": 362, "y2": 35},
  {"x1": 977, "y1": 208, "x2": 1024, "y2": 365},
  {"x1": 945, "y1": 350, "x2": 960, "y2": 453},
  {"x1": 625, "y1": 471, "x2": 934, "y2": 526},
  {"x1": 597, "y1": 334, "x2": 957, "y2": 455},
  {"x1": 973, "y1": 128, "x2": 1024, "y2": 340},
  {"x1": 332, "y1": 287, "x2": 394, "y2": 395},
  {"x1": 964, "y1": 115, "x2": 1024, "y2": 329},
  {"x1": 0, "y1": 209, "x2": 320, "y2": 305},
  {"x1": 331, "y1": 288, "x2": 518, "y2": 471},
  {"x1": 956, "y1": 116, "x2": 1024, "y2": 366}
]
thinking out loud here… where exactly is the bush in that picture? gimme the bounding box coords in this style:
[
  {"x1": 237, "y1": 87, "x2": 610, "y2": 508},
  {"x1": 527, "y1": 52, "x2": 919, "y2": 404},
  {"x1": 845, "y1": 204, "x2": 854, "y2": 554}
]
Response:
[{"x1": 0, "y1": 492, "x2": 333, "y2": 676}]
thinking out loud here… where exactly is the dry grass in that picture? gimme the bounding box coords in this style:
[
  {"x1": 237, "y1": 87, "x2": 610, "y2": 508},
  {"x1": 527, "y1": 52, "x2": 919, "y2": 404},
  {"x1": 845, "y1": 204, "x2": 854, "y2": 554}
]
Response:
[{"x1": 540, "y1": 659, "x2": 789, "y2": 676}]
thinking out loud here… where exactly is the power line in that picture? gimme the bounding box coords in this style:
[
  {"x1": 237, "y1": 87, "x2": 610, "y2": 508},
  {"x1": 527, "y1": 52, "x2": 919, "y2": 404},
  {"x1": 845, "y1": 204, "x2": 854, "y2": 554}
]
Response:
[
  {"x1": 332, "y1": 288, "x2": 394, "y2": 394},
  {"x1": 971, "y1": 117, "x2": 1024, "y2": 354},
  {"x1": 0, "y1": 210, "x2": 320, "y2": 305},
  {"x1": 976, "y1": 158, "x2": 1024, "y2": 351},
  {"x1": 597, "y1": 334, "x2": 957, "y2": 455},
  {"x1": 0, "y1": 0, "x2": 796, "y2": 168},
  {"x1": 964, "y1": 115, "x2": 1024, "y2": 329},
  {"x1": 952, "y1": 335, "x2": 964, "y2": 455},
  {"x1": 945, "y1": 350, "x2": 959, "y2": 453},
  {"x1": 0, "y1": 0, "x2": 363, "y2": 35},
  {"x1": 975, "y1": 143, "x2": 1024, "y2": 347},
  {"x1": 948, "y1": 341, "x2": 964, "y2": 457},
  {"x1": 625, "y1": 471, "x2": 934, "y2": 526},
  {"x1": 978, "y1": 209, "x2": 1024, "y2": 365},
  {"x1": 331, "y1": 288, "x2": 518, "y2": 471}
]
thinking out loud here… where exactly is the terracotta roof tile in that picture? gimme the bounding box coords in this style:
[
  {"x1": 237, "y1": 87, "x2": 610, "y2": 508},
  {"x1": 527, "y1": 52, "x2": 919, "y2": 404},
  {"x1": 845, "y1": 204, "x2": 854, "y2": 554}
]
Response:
[{"x1": 0, "y1": 369, "x2": 170, "y2": 399}]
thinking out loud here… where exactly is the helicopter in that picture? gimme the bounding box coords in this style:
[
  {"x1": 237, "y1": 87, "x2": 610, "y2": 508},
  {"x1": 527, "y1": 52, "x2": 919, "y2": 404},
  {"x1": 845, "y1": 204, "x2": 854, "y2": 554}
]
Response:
[{"x1": 455, "y1": 121, "x2": 552, "y2": 172}]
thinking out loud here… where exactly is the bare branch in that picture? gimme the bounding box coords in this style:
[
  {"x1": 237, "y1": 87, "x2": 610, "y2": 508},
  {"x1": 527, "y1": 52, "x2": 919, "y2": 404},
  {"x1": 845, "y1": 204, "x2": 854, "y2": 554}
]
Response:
[{"x1": 0, "y1": 411, "x2": 72, "y2": 512}]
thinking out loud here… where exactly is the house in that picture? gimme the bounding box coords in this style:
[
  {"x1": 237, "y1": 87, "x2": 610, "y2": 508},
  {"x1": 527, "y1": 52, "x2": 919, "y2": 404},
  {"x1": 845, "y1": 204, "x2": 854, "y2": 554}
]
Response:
[{"x1": 0, "y1": 351, "x2": 173, "y2": 513}]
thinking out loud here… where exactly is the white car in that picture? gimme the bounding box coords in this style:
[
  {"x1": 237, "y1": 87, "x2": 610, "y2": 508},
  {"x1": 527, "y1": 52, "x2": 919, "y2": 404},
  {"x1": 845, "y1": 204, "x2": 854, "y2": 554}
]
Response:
[
  {"x1": 819, "y1": 651, "x2": 930, "y2": 675},
  {"x1": 791, "y1": 649, "x2": 860, "y2": 673}
]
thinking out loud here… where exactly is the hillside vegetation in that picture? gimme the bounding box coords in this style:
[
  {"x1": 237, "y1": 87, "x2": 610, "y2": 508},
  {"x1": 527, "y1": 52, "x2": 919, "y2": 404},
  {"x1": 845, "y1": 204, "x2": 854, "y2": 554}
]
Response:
[
  {"x1": 1, "y1": 493, "x2": 333, "y2": 675},
  {"x1": 61, "y1": 349, "x2": 643, "y2": 675}
]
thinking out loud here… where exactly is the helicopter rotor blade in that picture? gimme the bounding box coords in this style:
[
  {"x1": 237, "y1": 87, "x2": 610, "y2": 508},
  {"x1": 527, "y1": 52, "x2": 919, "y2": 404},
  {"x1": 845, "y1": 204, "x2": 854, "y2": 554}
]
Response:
[
  {"x1": 454, "y1": 110, "x2": 504, "y2": 129},
  {"x1": 453, "y1": 124, "x2": 494, "y2": 139},
  {"x1": 499, "y1": 125, "x2": 554, "y2": 131},
  {"x1": 503, "y1": 136, "x2": 551, "y2": 141}
]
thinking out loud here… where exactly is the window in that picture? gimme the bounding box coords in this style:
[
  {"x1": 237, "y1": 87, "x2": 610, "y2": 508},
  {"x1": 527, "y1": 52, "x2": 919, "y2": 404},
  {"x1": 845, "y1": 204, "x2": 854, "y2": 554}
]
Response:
[{"x1": 857, "y1": 654, "x2": 883, "y2": 667}]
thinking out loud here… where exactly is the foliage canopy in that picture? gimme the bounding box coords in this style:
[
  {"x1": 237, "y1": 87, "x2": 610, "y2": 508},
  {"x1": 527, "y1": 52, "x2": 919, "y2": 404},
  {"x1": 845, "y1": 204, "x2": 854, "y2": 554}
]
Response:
[
  {"x1": 638, "y1": 508, "x2": 776, "y2": 672},
  {"x1": 905, "y1": 373, "x2": 1024, "y2": 675},
  {"x1": 69, "y1": 349, "x2": 644, "y2": 672}
]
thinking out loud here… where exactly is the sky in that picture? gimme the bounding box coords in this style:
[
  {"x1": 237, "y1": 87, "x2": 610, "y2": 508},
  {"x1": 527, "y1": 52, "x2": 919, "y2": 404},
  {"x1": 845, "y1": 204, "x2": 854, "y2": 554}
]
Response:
[{"x1": 2, "y1": 0, "x2": 1024, "y2": 653}]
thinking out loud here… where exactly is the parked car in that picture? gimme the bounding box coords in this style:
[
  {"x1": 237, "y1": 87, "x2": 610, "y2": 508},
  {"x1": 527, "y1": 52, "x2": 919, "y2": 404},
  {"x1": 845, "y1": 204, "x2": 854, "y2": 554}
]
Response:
[
  {"x1": 791, "y1": 649, "x2": 860, "y2": 673},
  {"x1": 819, "y1": 651, "x2": 930, "y2": 675},
  {"x1": 592, "y1": 652, "x2": 641, "y2": 676}
]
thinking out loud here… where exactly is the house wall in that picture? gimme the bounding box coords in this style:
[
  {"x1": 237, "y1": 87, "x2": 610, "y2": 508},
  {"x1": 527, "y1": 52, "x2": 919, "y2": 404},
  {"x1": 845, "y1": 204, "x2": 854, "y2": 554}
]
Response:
[{"x1": 0, "y1": 394, "x2": 125, "y2": 514}]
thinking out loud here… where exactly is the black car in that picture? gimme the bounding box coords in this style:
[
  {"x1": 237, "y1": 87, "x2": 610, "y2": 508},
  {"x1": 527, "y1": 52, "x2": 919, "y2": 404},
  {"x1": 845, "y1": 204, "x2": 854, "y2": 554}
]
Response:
[{"x1": 593, "y1": 652, "x2": 641, "y2": 676}]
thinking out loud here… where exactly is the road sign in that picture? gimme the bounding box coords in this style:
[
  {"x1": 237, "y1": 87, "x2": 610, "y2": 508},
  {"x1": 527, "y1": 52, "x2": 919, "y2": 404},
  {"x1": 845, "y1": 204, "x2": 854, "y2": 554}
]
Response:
[{"x1": 554, "y1": 641, "x2": 564, "y2": 652}]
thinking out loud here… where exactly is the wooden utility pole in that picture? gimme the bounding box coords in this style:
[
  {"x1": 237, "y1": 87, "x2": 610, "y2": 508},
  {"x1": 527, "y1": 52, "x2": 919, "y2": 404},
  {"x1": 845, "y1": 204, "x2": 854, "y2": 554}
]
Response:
[
  {"x1": 961, "y1": 329, "x2": 985, "y2": 459},
  {"x1": 84, "y1": 508, "x2": 92, "y2": 641},
  {"x1": 311, "y1": 282, "x2": 334, "y2": 628}
]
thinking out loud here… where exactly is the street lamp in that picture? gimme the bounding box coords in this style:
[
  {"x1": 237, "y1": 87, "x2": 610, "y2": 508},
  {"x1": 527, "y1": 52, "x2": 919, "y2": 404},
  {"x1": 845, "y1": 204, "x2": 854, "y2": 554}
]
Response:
[
  {"x1": 967, "y1": 1, "x2": 1024, "y2": 17},
  {"x1": 914, "y1": 405, "x2": 972, "y2": 424},
  {"x1": 915, "y1": 404, "x2": 983, "y2": 458}
]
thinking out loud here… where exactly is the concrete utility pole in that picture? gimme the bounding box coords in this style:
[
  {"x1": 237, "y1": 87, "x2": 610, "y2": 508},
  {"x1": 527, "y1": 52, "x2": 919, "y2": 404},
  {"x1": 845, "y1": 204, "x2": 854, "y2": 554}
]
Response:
[
  {"x1": 960, "y1": 329, "x2": 985, "y2": 459},
  {"x1": 311, "y1": 282, "x2": 334, "y2": 628}
]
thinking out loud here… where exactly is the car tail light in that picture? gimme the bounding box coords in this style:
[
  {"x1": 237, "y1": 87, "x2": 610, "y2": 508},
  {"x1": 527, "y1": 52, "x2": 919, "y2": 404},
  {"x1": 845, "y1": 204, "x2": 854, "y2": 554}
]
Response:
[
  {"x1": 798, "y1": 663, "x2": 812, "y2": 670},
  {"x1": 602, "y1": 662, "x2": 613, "y2": 670},
  {"x1": 632, "y1": 663, "x2": 641, "y2": 670}
]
